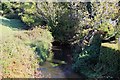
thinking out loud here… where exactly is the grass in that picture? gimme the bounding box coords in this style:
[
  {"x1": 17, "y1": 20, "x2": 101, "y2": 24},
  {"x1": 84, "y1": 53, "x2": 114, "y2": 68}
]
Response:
[
  {"x1": 0, "y1": 16, "x2": 53, "y2": 78},
  {"x1": 0, "y1": 16, "x2": 25, "y2": 30},
  {"x1": 101, "y1": 42, "x2": 119, "y2": 50}
]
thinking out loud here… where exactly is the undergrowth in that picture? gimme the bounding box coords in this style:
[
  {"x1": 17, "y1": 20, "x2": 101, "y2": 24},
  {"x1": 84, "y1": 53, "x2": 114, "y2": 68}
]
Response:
[
  {"x1": 72, "y1": 37, "x2": 120, "y2": 78},
  {"x1": 0, "y1": 16, "x2": 53, "y2": 78}
]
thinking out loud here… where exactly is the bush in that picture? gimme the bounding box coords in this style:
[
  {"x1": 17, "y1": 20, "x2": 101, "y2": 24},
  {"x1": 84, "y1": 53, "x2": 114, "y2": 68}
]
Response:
[
  {"x1": 72, "y1": 31, "x2": 102, "y2": 77},
  {"x1": 72, "y1": 42, "x2": 120, "y2": 78},
  {"x1": 21, "y1": 14, "x2": 43, "y2": 27},
  {"x1": 1, "y1": 2, "x2": 84, "y2": 43},
  {"x1": 72, "y1": 31, "x2": 120, "y2": 78},
  {"x1": 29, "y1": 28, "x2": 53, "y2": 63},
  {"x1": 99, "y1": 44, "x2": 120, "y2": 78},
  {"x1": 14, "y1": 27, "x2": 53, "y2": 64}
]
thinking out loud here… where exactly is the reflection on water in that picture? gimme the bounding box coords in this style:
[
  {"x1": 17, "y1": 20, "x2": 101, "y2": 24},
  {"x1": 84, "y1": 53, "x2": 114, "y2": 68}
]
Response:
[
  {"x1": 37, "y1": 61, "x2": 81, "y2": 78},
  {"x1": 37, "y1": 41, "x2": 83, "y2": 78}
]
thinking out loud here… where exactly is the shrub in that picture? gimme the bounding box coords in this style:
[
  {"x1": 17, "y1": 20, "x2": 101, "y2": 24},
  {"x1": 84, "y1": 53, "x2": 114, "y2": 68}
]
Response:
[
  {"x1": 72, "y1": 31, "x2": 120, "y2": 78},
  {"x1": 99, "y1": 43, "x2": 120, "y2": 78},
  {"x1": 14, "y1": 27, "x2": 53, "y2": 64},
  {"x1": 72, "y1": 31, "x2": 102, "y2": 77},
  {"x1": 72, "y1": 42, "x2": 120, "y2": 78}
]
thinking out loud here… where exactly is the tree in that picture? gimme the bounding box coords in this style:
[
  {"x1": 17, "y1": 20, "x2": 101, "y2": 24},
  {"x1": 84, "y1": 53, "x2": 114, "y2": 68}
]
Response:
[{"x1": 36, "y1": 2, "x2": 86, "y2": 43}]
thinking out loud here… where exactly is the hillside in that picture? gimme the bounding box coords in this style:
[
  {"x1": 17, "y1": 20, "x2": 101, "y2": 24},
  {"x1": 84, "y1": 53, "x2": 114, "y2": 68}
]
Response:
[{"x1": 0, "y1": 16, "x2": 53, "y2": 78}]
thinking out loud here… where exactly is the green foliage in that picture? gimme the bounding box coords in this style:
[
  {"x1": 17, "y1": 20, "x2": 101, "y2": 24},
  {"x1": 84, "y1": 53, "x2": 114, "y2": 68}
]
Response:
[
  {"x1": 1, "y1": 2, "x2": 42, "y2": 28},
  {"x1": 21, "y1": 14, "x2": 35, "y2": 26},
  {"x1": 15, "y1": 27, "x2": 53, "y2": 64},
  {"x1": 72, "y1": 31, "x2": 102, "y2": 77},
  {"x1": 99, "y1": 45, "x2": 120, "y2": 77},
  {"x1": 32, "y1": 41, "x2": 49, "y2": 63},
  {"x1": 72, "y1": 39, "x2": 120, "y2": 78},
  {"x1": 37, "y1": 2, "x2": 85, "y2": 43},
  {"x1": 83, "y1": 2, "x2": 119, "y2": 38},
  {"x1": 1, "y1": 2, "x2": 120, "y2": 78},
  {"x1": 1, "y1": 2, "x2": 20, "y2": 19},
  {"x1": 20, "y1": 2, "x2": 44, "y2": 27},
  {"x1": 72, "y1": 3, "x2": 119, "y2": 78},
  {"x1": 99, "y1": 21, "x2": 114, "y2": 37},
  {"x1": 1, "y1": 2, "x2": 119, "y2": 41},
  {"x1": 116, "y1": 16, "x2": 120, "y2": 38},
  {"x1": 20, "y1": 27, "x2": 53, "y2": 76}
]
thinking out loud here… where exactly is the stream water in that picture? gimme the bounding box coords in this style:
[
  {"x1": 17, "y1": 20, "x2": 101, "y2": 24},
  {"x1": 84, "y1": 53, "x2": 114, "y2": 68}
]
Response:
[
  {"x1": 37, "y1": 41, "x2": 84, "y2": 78},
  {"x1": 37, "y1": 62, "x2": 81, "y2": 78}
]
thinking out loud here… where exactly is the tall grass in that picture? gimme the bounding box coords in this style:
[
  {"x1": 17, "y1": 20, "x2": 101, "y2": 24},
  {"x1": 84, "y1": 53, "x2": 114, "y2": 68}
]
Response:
[{"x1": 0, "y1": 16, "x2": 53, "y2": 78}]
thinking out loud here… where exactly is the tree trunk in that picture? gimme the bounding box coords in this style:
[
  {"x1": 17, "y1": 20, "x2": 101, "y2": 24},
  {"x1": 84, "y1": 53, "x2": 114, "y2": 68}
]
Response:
[{"x1": 118, "y1": 38, "x2": 120, "y2": 50}]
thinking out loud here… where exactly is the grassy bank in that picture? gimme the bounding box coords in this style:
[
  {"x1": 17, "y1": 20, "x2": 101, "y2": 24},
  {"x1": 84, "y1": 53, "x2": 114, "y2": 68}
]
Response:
[{"x1": 0, "y1": 16, "x2": 53, "y2": 78}]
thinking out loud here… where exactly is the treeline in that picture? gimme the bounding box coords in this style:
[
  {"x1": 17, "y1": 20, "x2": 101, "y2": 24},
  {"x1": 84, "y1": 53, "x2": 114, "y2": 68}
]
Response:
[{"x1": 1, "y1": 2, "x2": 120, "y2": 42}]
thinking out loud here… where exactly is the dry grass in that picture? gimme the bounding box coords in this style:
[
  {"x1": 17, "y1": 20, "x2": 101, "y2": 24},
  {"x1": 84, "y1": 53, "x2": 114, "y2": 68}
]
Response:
[
  {"x1": 102, "y1": 42, "x2": 118, "y2": 50},
  {"x1": 0, "y1": 20, "x2": 53, "y2": 78}
]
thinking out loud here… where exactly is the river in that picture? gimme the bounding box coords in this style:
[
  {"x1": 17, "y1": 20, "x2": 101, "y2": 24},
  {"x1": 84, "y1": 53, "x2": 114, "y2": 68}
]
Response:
[{"x1": 36, "y1": 41, "x2": 85, "y2": 78}]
